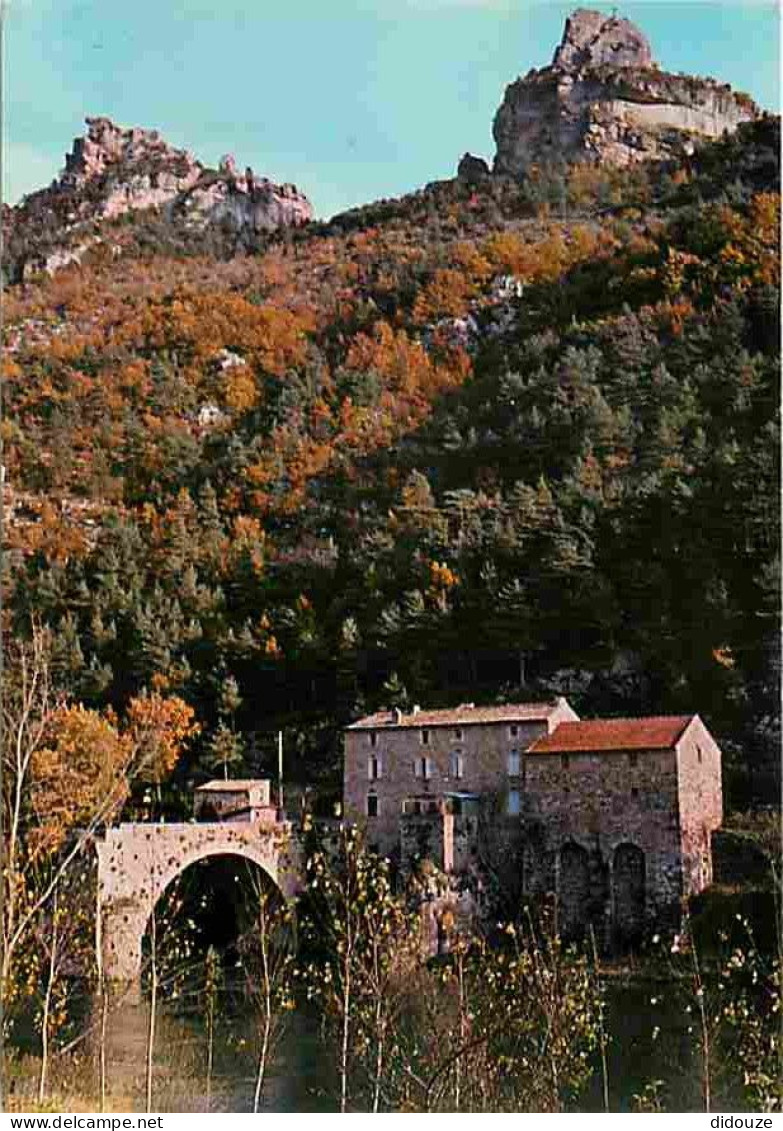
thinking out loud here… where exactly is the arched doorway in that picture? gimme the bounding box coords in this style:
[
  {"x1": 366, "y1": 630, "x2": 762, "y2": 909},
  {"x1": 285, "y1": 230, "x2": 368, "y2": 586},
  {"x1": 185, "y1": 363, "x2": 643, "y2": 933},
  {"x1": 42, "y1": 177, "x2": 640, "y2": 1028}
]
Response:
[
  {"x1": 612, "y1": 842, "x2": 646, "y2": 944},
  {"x1": 558, "y1": 841, "x2": 590, "y2": 940}
]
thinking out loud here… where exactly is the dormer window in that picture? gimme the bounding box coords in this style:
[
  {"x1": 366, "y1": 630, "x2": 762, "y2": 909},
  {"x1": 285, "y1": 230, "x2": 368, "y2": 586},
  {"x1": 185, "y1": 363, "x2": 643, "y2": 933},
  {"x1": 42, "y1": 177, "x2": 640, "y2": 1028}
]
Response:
[{"x1": 421, "y1": 728, "x2": 430, "y2": 746}]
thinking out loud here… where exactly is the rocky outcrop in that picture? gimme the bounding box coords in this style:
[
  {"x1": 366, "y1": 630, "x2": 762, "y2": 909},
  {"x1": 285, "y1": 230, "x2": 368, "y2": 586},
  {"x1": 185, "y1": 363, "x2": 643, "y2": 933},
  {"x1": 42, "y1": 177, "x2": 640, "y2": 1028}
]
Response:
[
  {"x1": 4, "y1": 117, "x2": 313, "y2": 280},
  {"x1": 552, "y1": 8, "x2": 653, "y2": 72},
  {"x1": 492, "y1": 9, "x2": 760, "y2": 177},
  {"x1": 456, "y1": 152, "x2": 491, "y2": 183}
]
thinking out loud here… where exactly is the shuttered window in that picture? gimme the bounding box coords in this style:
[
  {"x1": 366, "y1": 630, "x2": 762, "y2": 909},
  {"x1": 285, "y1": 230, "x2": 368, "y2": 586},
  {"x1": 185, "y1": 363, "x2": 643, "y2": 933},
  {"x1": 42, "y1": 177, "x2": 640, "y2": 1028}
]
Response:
[{"x1": 414, "y1": 756, "x2": 432, "y2": 780}]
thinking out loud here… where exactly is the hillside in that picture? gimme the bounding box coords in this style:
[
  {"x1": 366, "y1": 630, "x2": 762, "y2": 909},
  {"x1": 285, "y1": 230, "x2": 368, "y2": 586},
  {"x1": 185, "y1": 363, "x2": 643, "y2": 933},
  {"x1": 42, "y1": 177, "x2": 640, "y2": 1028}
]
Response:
[{"x1": 2, "y1": 108, "x2": 779, "y2": 807}]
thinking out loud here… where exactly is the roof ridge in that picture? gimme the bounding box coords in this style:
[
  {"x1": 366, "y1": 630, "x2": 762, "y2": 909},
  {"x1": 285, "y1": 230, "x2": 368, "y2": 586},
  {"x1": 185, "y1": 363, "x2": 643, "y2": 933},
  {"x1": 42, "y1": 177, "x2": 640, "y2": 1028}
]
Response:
[{"x1": 554, "y1": 713, "x2": 694, "y2": 724}]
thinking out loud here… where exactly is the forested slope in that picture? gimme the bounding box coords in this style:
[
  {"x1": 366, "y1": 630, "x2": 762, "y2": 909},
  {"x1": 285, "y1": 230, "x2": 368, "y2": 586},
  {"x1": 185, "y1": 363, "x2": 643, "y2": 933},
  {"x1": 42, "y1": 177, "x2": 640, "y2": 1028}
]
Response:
[{"x1": 3, "y1": 118, "x2": 779, "y2": 807}]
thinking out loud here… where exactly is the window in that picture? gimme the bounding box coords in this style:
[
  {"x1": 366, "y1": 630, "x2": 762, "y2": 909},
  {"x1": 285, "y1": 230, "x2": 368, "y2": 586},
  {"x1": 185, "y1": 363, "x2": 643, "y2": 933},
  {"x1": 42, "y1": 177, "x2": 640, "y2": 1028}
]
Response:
[
  {"x1": 414, "y1": 756, "x2": 431, "y2": 780},
  {"x1": 509, "y1": 724, "x2": 519, "y2": 739},
  {"x1": 507, "y1": 789, "x2": 521, "y2": 816},
  {"x1": 629, "y1": 752, "x2": 638, "y2": 769},
  {"x1": 369, "y1": 731, "x2": 377, "y2": 748},
  {"x1": 561, "y1": 754, "x2": 571, "y2": 771},
  {"x1": 368, "y1": 756, "x2": 382, "y2": 781},
  {"x1": 508, "y1": 749, "x2": 520, "y2": 776},
  {"x1": 454, "y1": 727, "x2": 463, "y2": 740},
  {"x1": 631, "y1": 787, "x2": 639, "y2": 799},
  {"x1": 421, "y1": 728, "x2": 430, "y2": 746},
  {"x1": 367, "y1": 794, "x2": 379, "y2": 818},
  {"x1": 450, "y1": 750, "x2": 464, "y2": 780},
  {"x1": 697, "y1": 745, "x2": 703, "y2": 764}
]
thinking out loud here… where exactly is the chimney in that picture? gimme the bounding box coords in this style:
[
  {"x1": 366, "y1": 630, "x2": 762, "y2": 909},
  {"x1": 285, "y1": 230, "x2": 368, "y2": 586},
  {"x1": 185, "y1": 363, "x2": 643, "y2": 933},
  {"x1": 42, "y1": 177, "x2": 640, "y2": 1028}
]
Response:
[
  {"x1": 412, "y1": 704, "x2": 421, "y2": 716},
  {"x1": 392, "y1": 707, "x2": 403, "y2": 725}
]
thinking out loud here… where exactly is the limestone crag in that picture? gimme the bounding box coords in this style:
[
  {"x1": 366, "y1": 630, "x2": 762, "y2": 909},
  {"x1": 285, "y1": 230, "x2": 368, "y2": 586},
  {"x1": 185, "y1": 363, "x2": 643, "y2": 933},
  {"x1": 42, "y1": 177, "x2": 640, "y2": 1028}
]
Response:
[
  {"x1": 492, "y1": 8, "x2": 759, "y2": 177},
  {"x1": 5, "y1": 117, "x2": 313, "y2": 279}
]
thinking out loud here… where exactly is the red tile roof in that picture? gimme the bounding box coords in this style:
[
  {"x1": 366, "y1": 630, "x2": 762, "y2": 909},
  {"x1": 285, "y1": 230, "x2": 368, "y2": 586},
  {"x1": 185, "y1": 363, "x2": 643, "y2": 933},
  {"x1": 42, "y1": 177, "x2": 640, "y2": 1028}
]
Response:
[
  {"x1": 347, "y1": 700, "x2": 569, "y2": 731},
  {"x1": 527, "y1": 716, "x2": 694, "y2": 754}
]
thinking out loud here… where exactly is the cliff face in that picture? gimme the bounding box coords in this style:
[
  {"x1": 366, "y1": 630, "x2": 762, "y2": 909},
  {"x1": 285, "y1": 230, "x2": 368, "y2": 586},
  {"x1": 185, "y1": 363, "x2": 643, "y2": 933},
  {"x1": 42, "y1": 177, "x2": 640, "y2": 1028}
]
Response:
[
  {"x1": 493, "y1": 8, "x2": 759, "y2": 176},
  {"x1": 4, "y1": 117, "x2": 314, "y2": 279}
]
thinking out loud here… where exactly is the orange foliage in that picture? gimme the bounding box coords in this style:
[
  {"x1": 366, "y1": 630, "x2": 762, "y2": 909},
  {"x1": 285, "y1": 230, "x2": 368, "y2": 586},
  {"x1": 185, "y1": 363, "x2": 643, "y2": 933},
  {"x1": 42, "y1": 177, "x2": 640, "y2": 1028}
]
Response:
[
  {"x1": 31, "y1": 705, "x2": 132, "y2": 856},
  {"x1": 126, "y1": 692, "x2": 199, "y2": 785},
  {"x1": 412, "y1": 268, "x2": 475, "y2": 323}
]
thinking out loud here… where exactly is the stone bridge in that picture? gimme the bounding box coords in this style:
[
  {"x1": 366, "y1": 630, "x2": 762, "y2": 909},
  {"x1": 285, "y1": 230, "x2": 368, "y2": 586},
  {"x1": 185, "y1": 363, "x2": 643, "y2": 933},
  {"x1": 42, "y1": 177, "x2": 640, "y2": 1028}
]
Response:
[{"x1": 96, "y1": 818, "x2": 304, "y2": 986}]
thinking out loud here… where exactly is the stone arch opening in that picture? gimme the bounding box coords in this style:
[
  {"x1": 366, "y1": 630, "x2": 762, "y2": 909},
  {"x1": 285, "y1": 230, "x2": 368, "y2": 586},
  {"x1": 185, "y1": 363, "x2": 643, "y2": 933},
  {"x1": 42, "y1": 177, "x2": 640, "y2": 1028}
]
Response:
[
  {"x1": 98, "y1": 825, "x2": 299, "y2": 989},
  {"x1": 558, "y1": 840, "x2": 591, "y2": 941},
  {"x1": 141, "y1": 852, "x2": 285, "y2": 995},
  {"x1": 612, "y1": 842, "x2": 646, "y2": 945}
]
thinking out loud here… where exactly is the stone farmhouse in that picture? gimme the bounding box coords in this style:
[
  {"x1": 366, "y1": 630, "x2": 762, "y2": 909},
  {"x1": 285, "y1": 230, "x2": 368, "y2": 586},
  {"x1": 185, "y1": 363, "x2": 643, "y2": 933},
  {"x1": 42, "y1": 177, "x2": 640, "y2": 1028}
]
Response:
[{"x1": 343, "y1": 701, "x2": 723, "y2": 940}]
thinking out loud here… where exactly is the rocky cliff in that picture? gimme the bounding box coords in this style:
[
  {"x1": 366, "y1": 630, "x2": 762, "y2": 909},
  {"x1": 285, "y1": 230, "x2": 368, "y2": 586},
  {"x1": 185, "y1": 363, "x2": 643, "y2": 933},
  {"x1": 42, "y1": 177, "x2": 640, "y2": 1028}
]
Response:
[
  {"x1": 491, "y1": 8, "x2": 760, "y2": 177},
  {"x1": 4, "y1": 117, "x2": 314, "y2": 280}
]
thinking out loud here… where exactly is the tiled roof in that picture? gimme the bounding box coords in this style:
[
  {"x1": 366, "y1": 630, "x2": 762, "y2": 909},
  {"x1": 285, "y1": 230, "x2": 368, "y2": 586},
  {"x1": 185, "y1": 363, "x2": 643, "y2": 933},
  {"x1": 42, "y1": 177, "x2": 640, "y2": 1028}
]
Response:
[
  {"x1": 527, "y1": 716, "x2": 694, "y2": 754},
  {"x1": 347, "y1": 700, "x2": 568, "y2": 730},
  {"x1": 196, "y1": 779, "x2": 269, "y2": 792}
]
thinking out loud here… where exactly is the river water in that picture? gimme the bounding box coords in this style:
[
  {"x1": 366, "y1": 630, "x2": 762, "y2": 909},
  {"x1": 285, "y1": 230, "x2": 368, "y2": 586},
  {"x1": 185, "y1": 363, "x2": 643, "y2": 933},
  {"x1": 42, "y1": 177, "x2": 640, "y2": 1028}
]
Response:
[
  {"x1": 103, "y1": 997, "x2": 332, "y2": 1113},
  {"x1": 96, "y1": 972, "x2": 705, "y2": 1114}
]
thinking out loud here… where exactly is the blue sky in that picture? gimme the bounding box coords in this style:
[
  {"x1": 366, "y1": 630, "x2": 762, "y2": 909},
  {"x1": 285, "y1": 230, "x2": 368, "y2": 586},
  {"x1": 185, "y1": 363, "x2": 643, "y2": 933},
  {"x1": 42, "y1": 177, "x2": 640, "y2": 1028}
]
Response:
[{"x1": 4, "y1": 1, "x2": 780, "y2": 219}]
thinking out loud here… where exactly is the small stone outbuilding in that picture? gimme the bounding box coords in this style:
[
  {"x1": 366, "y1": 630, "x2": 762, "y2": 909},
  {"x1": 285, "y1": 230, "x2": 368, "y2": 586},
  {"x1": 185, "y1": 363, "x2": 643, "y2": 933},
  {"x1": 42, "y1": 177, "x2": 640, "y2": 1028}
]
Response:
[{"x1": 194, "y1": 779, "x2": 276, "y2": 824}]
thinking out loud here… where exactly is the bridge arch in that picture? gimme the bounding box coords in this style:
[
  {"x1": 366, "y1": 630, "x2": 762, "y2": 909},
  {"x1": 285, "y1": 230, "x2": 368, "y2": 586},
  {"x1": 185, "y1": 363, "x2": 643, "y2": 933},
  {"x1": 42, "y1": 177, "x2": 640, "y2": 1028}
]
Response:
[{"x1": 97, "y1": 821, "x2": 302, "y2": 989}]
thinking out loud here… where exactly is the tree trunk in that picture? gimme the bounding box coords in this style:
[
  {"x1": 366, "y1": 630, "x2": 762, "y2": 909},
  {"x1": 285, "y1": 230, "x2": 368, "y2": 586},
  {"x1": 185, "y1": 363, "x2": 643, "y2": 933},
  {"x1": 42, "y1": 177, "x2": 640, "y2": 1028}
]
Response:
[
  {"x1": 252, "y1": 900, "x2": 273, "y2": 1114},
  {"x1": 146, "y1": 913, "x2": 157, "y2": 1114},
  {"x1": 38, "y1": 886, "x2": 60, "y2": 1105},
  {"x1": 340, "y1": 961, "x2": 351, "y2": 1112},
  {"x1": 99, "y1": 985, "x2": 108, "y2": 1113},
  {"x1": 206, "y1": 995, "x2": 214, "y2": 1112}
]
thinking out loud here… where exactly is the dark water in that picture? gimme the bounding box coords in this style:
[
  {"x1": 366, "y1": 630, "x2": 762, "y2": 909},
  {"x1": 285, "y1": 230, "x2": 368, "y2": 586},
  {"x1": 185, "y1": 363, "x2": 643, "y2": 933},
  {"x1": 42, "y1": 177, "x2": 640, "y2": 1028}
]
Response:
[
  {"x1": 103, "y1": 996, "x2": 332, "y2": 1113},
  {"x1": 98, "y1": 975, "x2": 708, "y2": 1114}
]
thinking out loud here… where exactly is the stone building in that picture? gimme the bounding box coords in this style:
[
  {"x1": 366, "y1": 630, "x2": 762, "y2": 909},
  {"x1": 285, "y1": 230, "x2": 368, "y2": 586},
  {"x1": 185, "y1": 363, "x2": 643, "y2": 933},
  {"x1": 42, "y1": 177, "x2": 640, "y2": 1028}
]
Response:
[
  {"x1": 523, "y1": 715, "x2": 722, "y2": 940},
  {"x1": 343, "y1": 698, "x2": 579, "y2": 857},
  {"x1": 343, "y1": 705, "x2": 723, "y2": 942}
]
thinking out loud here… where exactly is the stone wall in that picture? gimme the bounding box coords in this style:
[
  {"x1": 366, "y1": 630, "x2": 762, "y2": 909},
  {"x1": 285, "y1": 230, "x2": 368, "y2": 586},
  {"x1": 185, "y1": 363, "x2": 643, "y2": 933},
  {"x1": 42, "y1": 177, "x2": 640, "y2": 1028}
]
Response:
[
  {"x1": 400, "y1": 809, "x2": 453, "y2": 874},
  {"x1": 676, "y1": 717, "x2": 723, "y2": 895},
  {"x1": 523, "y1": 747, "x2": 684, "y2": 940}
]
